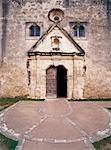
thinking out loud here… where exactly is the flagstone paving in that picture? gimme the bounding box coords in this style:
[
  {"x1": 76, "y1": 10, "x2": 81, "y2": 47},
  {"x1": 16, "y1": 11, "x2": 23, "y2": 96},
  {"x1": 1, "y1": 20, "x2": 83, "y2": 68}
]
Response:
[{"x1": 0, "y1": 100, "x2": 111, "y2": 150}]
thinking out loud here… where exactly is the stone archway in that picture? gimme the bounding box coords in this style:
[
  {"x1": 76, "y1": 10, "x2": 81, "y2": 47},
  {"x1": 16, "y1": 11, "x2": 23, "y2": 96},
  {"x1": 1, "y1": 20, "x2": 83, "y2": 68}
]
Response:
[{"x1": 46, "y1": 65, "x2": 67, "y2": 98}]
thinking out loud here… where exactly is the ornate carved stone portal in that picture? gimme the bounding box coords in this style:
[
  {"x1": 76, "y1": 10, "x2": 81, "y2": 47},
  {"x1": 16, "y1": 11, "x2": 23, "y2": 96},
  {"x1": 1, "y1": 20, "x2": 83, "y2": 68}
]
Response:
[{"x1": 27, "y1": 9, "x2": 85, "y2": 99}]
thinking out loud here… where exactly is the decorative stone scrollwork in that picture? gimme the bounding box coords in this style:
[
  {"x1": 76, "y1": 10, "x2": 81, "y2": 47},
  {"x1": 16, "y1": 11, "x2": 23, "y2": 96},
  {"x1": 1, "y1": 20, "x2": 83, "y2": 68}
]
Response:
[{"x1": 48, "y1": 8, "x2": 64, "y2": 23}]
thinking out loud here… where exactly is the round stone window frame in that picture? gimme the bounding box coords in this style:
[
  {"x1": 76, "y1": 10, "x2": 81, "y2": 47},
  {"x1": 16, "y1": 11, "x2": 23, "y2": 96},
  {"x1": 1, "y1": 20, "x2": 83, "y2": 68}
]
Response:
[{"x1": 48, "y1": 8, "x2": 64, "y2": 23}]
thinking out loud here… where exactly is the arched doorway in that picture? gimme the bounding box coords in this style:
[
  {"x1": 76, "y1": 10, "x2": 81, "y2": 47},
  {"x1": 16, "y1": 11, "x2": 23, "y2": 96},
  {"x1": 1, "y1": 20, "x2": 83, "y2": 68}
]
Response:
[
  {"x1": 57, "y1": 65, "x2": 67, "y2": 98},
  {"x1": 46, "y1": 65, "x2": 67, "y2": 98}
]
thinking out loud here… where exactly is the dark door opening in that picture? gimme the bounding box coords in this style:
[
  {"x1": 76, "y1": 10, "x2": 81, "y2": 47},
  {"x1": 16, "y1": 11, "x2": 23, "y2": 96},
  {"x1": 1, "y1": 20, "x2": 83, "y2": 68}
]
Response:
[{"x1": 57, "y1": 65, "x2": 67, "y2": 98}]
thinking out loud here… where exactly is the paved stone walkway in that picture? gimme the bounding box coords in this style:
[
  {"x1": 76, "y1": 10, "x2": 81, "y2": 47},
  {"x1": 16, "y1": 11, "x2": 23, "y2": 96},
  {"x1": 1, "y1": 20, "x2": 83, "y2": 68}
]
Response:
[{"x1": 0, "y1": 100, "x2": 111, "y2": 150}]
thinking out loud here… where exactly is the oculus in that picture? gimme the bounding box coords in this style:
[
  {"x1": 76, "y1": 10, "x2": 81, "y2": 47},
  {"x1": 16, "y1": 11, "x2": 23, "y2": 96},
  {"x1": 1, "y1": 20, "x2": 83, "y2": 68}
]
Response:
[{"x1": 48, "y1": 8, "x2": 64, "y2": 23}]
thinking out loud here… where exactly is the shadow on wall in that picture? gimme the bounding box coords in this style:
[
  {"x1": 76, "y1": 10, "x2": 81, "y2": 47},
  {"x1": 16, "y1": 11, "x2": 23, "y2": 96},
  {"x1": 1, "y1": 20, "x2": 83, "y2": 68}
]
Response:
[{"x1": 1, "y1": 0, "x2": 9, "y2": 63}]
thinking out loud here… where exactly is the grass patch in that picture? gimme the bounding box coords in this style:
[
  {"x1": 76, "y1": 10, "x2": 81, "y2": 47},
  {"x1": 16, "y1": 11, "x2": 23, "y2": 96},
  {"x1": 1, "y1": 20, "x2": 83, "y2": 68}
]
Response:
[
  {"x1": 29, "y1": 98, "x2": 45, "y2": 101},
  {"x1": 0, "y1": 98, "x2": 19, "y2": 103},
  {"x1": 0, "y1": 97, "x2": 45, "y2": 102},
  {"x1": 0, "y1": 98, "x2": 20, "y2": 111},
  {"x1": 68, "y1": 98, "x2": 111, "y2": 101},
  {"x1": 0, "y1": 133, "x2": 18, "y2": 150},
  {"x1": 0, "y1": 97, "x2": 45, "y2": 109},
  {"x1": 0, "y1": 98, "x2": 19, "y2": 150},
  {"x1": 93, "y1": 108, "x2": 111, "y2": 149},
  {"x1": 93, "y1": 136, "x2": 111, "y2": 150}
]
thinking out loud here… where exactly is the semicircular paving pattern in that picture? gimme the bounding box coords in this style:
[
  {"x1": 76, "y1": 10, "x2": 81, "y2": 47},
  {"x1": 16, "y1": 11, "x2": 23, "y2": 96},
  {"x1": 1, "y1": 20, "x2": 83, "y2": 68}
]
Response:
[{"x1": 0, "y1": 100, "x2": 111, "y2": 150}]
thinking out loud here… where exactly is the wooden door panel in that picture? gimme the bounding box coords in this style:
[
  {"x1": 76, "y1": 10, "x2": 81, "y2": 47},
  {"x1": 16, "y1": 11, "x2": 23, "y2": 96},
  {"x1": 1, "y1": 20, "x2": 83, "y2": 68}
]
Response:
[{"x1": 46, "y1": 66, "x2": 57, "y2": 98}]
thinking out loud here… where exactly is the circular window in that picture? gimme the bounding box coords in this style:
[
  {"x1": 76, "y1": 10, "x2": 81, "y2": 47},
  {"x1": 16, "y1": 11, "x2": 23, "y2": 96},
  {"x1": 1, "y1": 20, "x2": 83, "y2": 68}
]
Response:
[
  {"x1": 48, "y1": 9, "x2": 64, "y2": 23},
  {"x1": 54, "y1": 16, "x2": 60, "y2": 21}
]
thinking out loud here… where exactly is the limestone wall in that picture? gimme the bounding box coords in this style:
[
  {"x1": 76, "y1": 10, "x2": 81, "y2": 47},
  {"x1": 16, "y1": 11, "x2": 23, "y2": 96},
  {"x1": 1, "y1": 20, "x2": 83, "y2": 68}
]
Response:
[
  {"x1": 0, "y1": 0, "x2": 2, "y2": 63},
  {"x1": 0, "y1": 0, "x2": 111, "y2": 98}
]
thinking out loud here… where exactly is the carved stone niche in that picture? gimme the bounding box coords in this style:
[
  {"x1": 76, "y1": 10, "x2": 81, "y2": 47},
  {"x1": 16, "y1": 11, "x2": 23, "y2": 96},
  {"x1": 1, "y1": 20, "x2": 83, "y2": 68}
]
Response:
[{"x1": 51, "y1": 36, "x2": 62, "y2": 51}]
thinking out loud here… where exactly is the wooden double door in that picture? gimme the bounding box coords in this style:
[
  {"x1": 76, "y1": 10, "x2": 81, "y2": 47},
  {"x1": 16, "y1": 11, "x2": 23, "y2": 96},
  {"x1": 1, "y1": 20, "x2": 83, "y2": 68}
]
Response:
[{"x1": 46, "y1": 65, "x2": 67, "y2": 98}]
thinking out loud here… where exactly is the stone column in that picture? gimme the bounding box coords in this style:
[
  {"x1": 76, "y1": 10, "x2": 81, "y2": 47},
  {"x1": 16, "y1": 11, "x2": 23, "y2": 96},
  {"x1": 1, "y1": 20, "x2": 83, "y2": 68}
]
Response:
[
  {"x1": 28, "y1": 56, "x2": 37, "y2": 98},
  {"x1": 72, "y1": 55, "x2": 75, "y2": 99},
  {"x1": 73, "y1": 55, "x2": 84, "y2": 99},
  {"x1": 35, "y1": 55, "x2": 41, "y2": 98}
]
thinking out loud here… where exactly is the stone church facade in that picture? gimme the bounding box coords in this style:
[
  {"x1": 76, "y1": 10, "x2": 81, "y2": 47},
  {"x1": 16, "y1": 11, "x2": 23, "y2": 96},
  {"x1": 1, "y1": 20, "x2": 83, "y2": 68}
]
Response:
[{"x1": 0, "y1": 0, "x2": 111, "y2": 99}]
